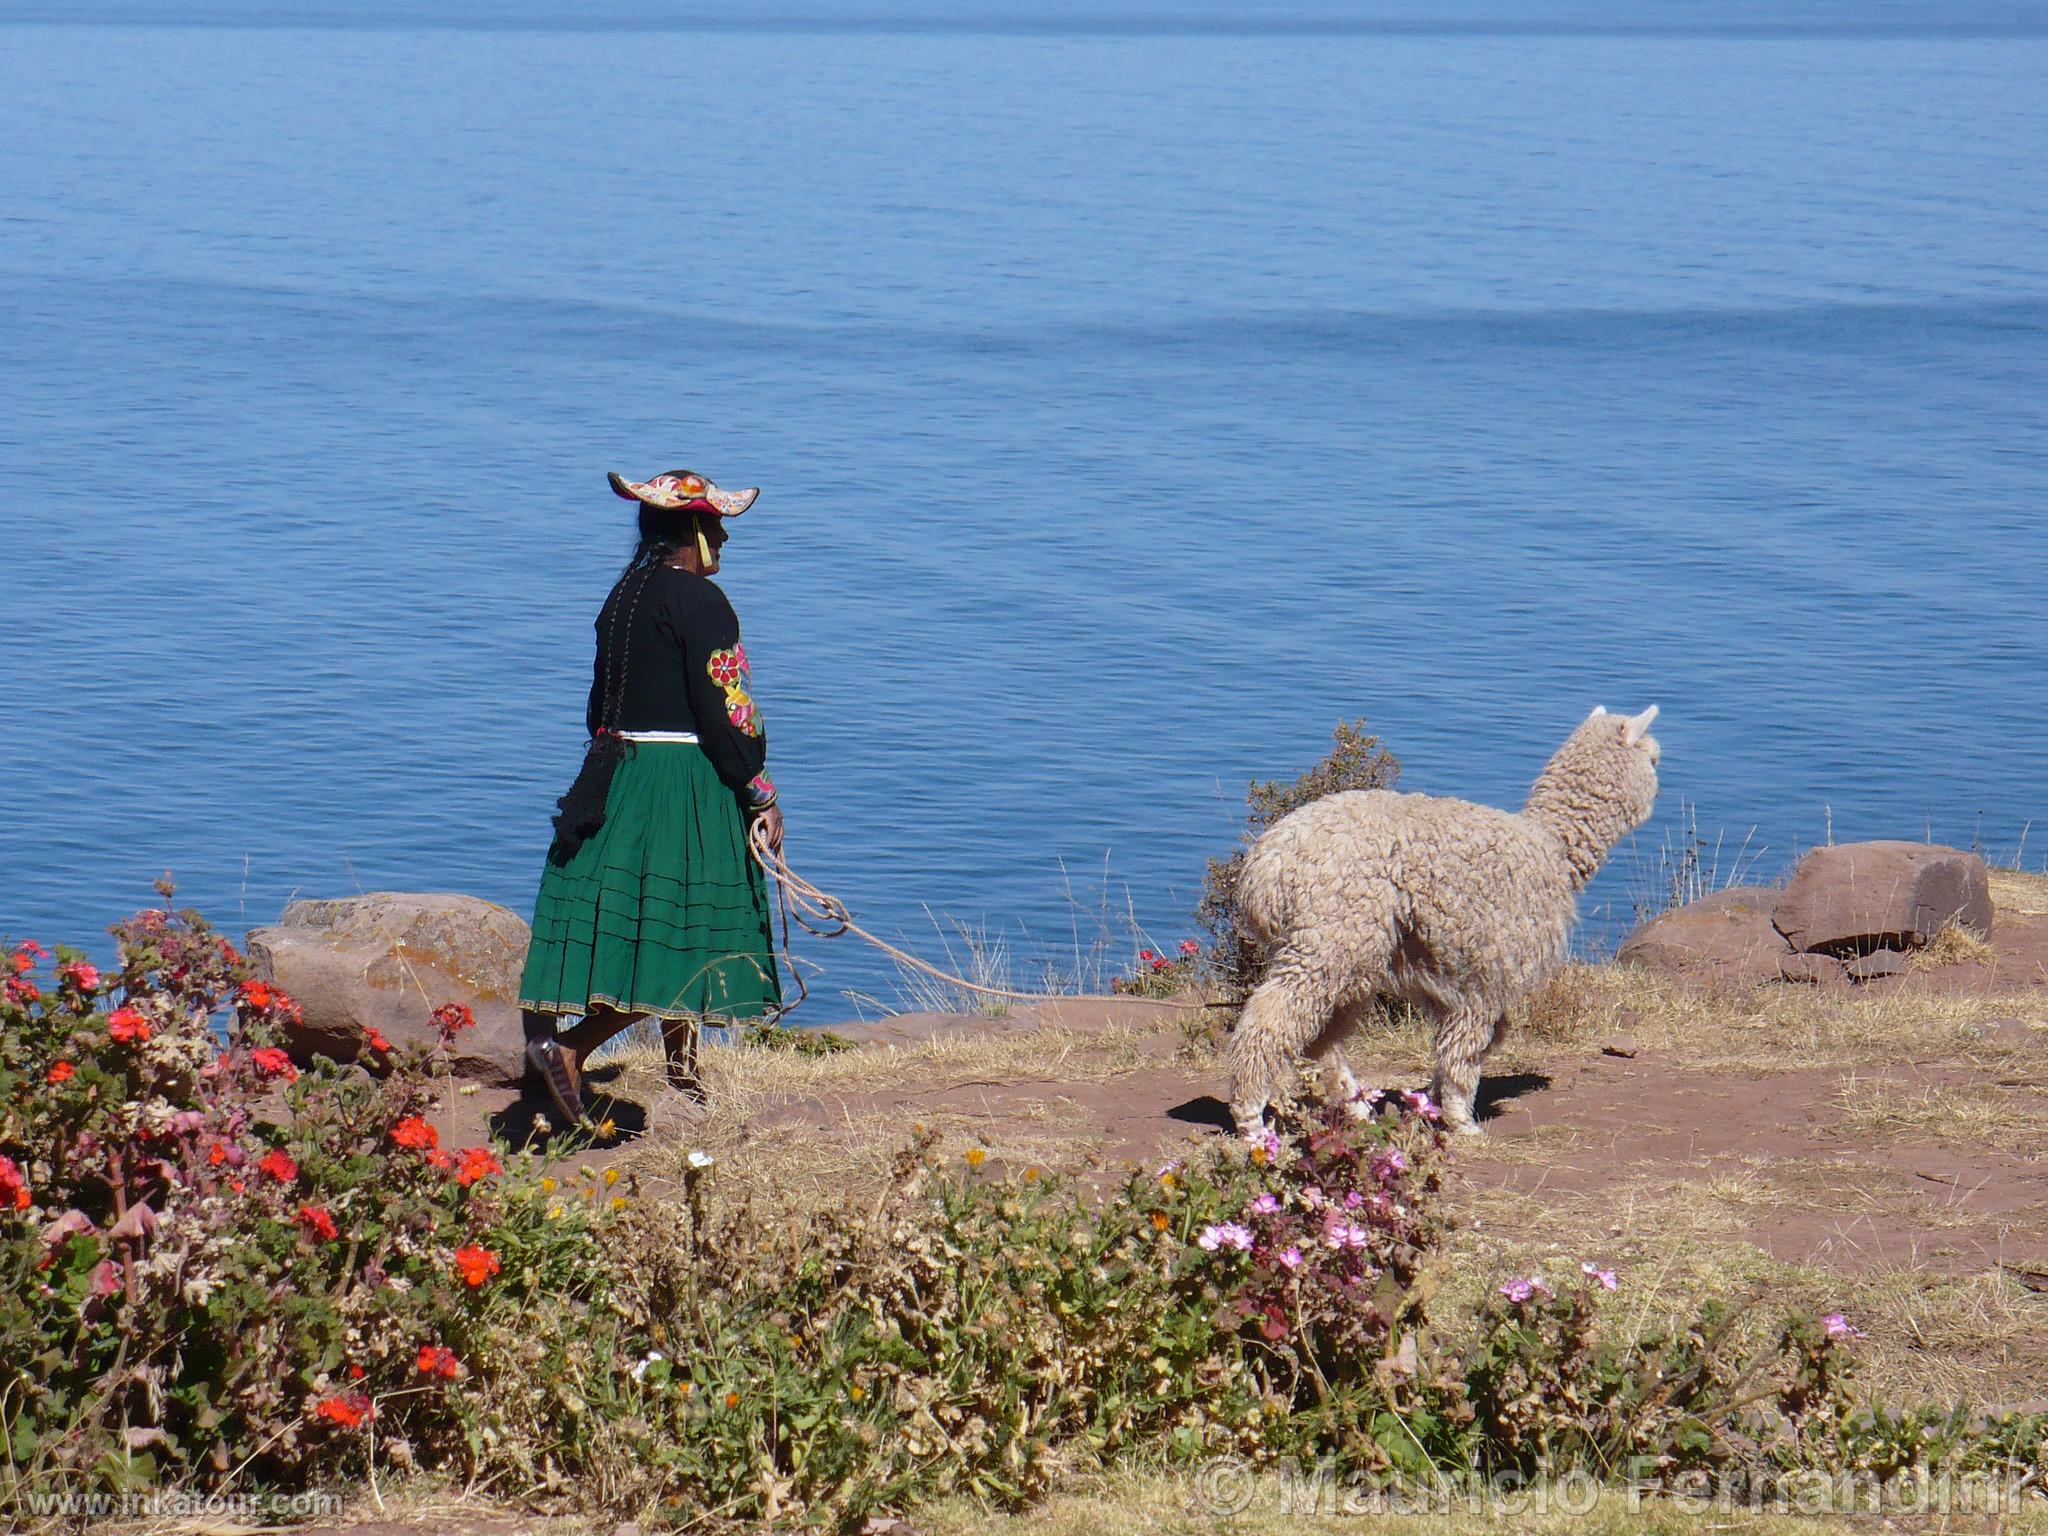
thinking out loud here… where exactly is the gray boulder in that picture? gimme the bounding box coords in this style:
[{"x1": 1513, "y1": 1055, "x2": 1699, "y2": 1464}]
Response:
[
  {"x1": 1615, "y1": 886, "x2": 1788, "y2": 984},
  {"x1": 1774, "y1": 842, "x2": 1993, "y2": 957},
  {"x1": 244, "y1": 893, "x2": 532, "y2": 1086}
]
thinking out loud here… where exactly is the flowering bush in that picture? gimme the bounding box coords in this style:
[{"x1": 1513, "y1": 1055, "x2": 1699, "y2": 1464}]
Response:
[
  {"x1": 0, "y1": 890, "x2": 617, "y2": 1509},
  {"x1": 1112, "y1": 938, "x2": 1204, "y2": 999}
]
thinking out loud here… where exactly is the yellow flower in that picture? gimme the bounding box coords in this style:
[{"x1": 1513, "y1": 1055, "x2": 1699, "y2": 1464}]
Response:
[
  {"x1": 1023, "y1": 1166, "x2": 1040, "y2": 1182},
  {"x1": 547, "y1": 1204, "x2": 564, "y2": 1219},
  {"x1": 540, "y1": 1175, "x2": 557, "y2": 1193},
  {"x1": 1250, "y1": 1145, "x2": 1269, "y2": 1167},
  {"x1": 604, "y1": 1167, "x2": 620, "y2": 1186},
  {"x1": 849, "y1": 1385, "x2": 866, "y2": 1401},
  {"x1": 610, "y1": 1195, "x2": 627, "y2": 1212},
  {"x1": 597, "y1": 1117, "x2": 617, "y2": 1139},
  {"x1": 1159, "y1": 1171, "x2": 1177, "y2": 1189},
  {"x1": 964, "y1": 1148, "x2": 987, "y2": 1168},
  {"x1": 1150, "y1": 1211, "x2": 1169, "y2": 1231}
]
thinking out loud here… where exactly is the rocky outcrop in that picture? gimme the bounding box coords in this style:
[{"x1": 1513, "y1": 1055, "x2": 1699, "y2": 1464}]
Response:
[
  {"x1": 1613, "y1": 886, "x2": 1785, "y2": 985},
  {"x1": 244, "y1": 893, "x2": 531, "y2": 1086},
  {"x1": 1618, "y1": 843, "x2": 1993, "y2": 988},
  {"x1": 1772, "y1": 841, "x2": 1993, "y2": 957}
]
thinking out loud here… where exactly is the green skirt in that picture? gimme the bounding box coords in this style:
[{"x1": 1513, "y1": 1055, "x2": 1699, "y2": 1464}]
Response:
[{"x1": 518, "y1": 741, "x2": 781, "y2": 1023}]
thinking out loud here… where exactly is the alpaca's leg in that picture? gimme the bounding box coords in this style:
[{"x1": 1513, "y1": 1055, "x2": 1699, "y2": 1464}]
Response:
[
  {"x1": 1308, "y1": 1000, "x2": 1374, "y2": 1114},
  {"x1": 1481, "y1": 1012, "x2": 1509, "y2": 1060},
  {"x1": 1227, "y1": 946, "x2": 1347, "y2": 1134},
  {"x1": 1431, "y1": 1006, "x2": 1493, "y2": 1135}
]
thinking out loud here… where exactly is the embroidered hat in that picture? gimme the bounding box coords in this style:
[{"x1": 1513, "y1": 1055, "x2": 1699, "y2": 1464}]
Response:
[{"x1": 607, "y1": 469, "x2": 759, "y2": 517}]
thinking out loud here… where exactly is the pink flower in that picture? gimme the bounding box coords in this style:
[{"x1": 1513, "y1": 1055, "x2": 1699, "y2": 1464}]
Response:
[
  {"x1": 1323, "y1": 1218, "x2": 1372, "y2": 1250},
  {"x1": 1822, "y1": 1312, "x2": 1865, "y2": 1340},
  {"x1": 1248, "y1": 1192, "x2": 1281, "y2": 1216},
  {"x1": 1300, "y1": 1185, "x2": 1326, "y2": 1209},
  {"x1": 1499, "y1": 1275, "x2": 1555, "y2": 1304},
  {"x1": 1277, "y1": 1246, "x2": 1304, "y2": 1270},
  {"x1": 58, "y1": 962, "x2": 101, "y2": 993},
  {"x1": 1400, "y1": 1089, "x2": 1441, "y2": 1121},
  {"x1": 1581, "y1": 1262, "x2": 1618, "y2": 1290},
  {"x1": 1196, "y1": 1222, "x2": 1254, "y2": 1253},
  {"x1": 1373, "y1": 1148, "x2": 1408, "y2": 1179},
  {"x1": 1243, "y1": 1126, "x2": 1283, "y2": 1161}
]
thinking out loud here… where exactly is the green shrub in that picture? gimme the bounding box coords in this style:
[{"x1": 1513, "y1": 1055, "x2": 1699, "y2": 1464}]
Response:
[{"x1": 1197, "y1": 720, "x2": 1402, "y2": 999}]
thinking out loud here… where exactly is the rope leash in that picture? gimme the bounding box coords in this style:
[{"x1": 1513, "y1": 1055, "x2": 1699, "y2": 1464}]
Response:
[{"x1": 747, "y1": 818, "x2": 1222, "y2": 1015}]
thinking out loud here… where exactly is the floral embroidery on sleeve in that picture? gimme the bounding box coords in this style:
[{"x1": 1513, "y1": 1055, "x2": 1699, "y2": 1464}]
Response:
[
  {"x1": 748, "y1": 771, "x2": 776, "y2": 805},
  {"x1": 707, "y1": 644, "x2": 763, "y2": 737}
]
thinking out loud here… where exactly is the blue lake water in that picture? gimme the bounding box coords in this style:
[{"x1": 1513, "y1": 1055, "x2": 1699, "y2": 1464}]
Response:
[{"x1": 3, "y1": 2, "x2": 2045, "y2": 1012}]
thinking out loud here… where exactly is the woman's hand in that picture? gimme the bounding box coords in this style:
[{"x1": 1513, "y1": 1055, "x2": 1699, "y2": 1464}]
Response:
[{"x1": 756, "y1": 802, "x2": 785, "y2": 855}]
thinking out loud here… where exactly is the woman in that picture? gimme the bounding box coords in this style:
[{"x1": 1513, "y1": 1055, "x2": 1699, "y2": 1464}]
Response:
[{"x1": 517, "y1": 469, "x2": 785, "y2": 1124}]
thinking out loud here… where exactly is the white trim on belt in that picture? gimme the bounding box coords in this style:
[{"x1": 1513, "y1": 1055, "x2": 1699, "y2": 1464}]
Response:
[{"x1": 617, "y1": 730, "x2": 700, "y2": 744}]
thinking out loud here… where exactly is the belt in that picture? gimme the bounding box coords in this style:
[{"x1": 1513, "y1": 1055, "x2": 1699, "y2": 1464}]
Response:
[{"x1": 617, "y1": 730, "x2": 700, "y2": 744}]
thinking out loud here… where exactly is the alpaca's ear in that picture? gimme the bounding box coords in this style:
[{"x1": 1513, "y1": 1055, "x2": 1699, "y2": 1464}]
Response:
[
  {"x1": 1588, "y1": 705, "x2": 1608, "y2": 719},
  {"x1": 1623, "y1": 705, "x2": 1659, "y2": 746}
]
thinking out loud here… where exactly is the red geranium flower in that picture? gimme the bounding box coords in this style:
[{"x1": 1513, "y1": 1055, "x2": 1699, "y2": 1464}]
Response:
[
  {"x1": 347, "y1": 1363, "x2": 365, "y2": 1379},
  {"x1": 365, "y1": 1026, "x2": 392, "y2": 1053},
  {"x1": 107, "y1": 1006, "x2": 152, "y2": 1044},
  {"x1": 297, "y1": 1204, "x2": 338, "y2": 1241},
  {"x1": 389, "y1": 1116, "x2": 438, "y2": 1151},
  {"x1": 416, "y1": 1343, "x2": 460, "y2": 1379},
  {"x1": 430, "y1": 1002, "x2": 475, "y2": 1040},
  {"x1": 250, "y1": 1046, "x2": 298, "y2": 1082},
  {"x1": 207, "y1": 1141, "x2": 230, "y2": 1166},
  {"x1": 257, "y1": 1148, "x2": 299, "y2": 1183},
  {"x1": 239, "y1": 979, "x2": 276, "y2": 1009},
  {"x1": 454, "y1": 1147, "x2": 503, "y2": 1187},
  {"x1": 46, "y1": 1061, "x2": 74, "y2": 1085},
  {"x1": 1179, "y1": 939, "x2": 1201, "y2": 958},
  {"x1": 313, "y1": 1392, "x2": 372, "y2": 1428},
  {"x1": 425, "y1": 1148, "x2": 453, "y2": 1171},
  {"x1": 7, "y1": 978, "x2": 42, "y2": 1005},
  {"x1": 452, "y1": 1245, "x2": 500, "y2": 1287},
  {"x1": 0, "y1": 1156, "x2": 31, "y2": 1211}
]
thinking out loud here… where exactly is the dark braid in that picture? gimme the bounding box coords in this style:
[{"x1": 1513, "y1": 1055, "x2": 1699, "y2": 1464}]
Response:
[{"x1": 549, "y1": 511, "x2": 692, "y2": 861}]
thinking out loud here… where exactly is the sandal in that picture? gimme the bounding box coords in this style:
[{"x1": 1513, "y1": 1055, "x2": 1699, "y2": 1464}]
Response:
[{"x1": 525, "y1": 1037, "x2": 584, "y2": 1125}]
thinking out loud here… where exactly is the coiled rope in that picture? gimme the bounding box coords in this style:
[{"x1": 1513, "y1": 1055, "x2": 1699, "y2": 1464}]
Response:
[{"x1": 747, "y1": 818, "x2": 1222, "y2": 1017}]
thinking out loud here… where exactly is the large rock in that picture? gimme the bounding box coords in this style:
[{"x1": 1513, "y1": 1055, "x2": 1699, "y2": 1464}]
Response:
[
  {"x1": 244, "y1": 893, "x2": 532, "y2": 1086},
  {"x1": 1615, "y1": 886, "x2": 1789, "y2": 984},
  {"x1": 1773, "y1": 842, "x2": 1993, "y2": 957}
]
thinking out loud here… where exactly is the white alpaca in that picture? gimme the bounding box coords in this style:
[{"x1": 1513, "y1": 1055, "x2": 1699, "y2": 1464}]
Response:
[{"x1": 1226, "y1": 706, "x2": 1661, "y2": 1135}]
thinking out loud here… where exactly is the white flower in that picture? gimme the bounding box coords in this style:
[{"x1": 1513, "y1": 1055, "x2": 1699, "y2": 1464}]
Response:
[
  {"x1": 687, "y1": 1150, "x2": 715, "y2": 1170},
  {"x1": 628, "y1": 1350, "x2": 665, "y2": 1382}
]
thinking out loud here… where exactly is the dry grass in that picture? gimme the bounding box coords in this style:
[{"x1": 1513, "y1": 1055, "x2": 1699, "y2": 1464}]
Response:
[
  {"x1": 1512, "y1": 962, "x2": 2042, "y2": 1076},
  {"x1": 1910, "y1": 919, "x2": 1999, "y2": 971},
  {"x1": 920, "y1": 1469, "x2": 2048, "y2": 1535},
  {"x1": 589, "y1": 1013, "x2": 1182, "y2": 1213},
  {"x1": 1830, "y1": 1075, "x2": 2041, "y2": 1148},
  {"x1": 1992, "y1": 867, "x2": 2048, "y2": 917}
]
